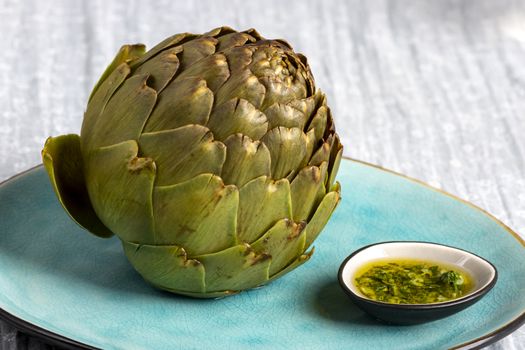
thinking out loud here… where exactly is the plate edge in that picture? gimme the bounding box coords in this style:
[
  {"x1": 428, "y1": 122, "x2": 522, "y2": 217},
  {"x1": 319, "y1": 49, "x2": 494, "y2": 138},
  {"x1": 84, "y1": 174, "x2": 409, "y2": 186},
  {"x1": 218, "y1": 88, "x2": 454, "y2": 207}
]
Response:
[{"x1": 0, "y1": 307, "x2": 98, "y2": 350}]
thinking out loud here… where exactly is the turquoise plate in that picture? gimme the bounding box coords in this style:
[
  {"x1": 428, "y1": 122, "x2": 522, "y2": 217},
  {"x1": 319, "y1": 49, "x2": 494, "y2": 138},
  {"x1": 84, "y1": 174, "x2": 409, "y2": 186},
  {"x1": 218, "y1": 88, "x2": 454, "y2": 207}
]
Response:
[{"x1": 0, "y1": 159, "x2": 524, "y2": 350}]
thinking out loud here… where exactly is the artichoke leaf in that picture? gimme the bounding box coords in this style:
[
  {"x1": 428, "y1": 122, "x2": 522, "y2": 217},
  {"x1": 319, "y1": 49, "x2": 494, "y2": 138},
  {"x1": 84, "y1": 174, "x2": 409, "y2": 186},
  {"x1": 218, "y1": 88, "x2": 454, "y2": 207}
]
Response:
[
  {"x1": 133, "y1": 47, "x2": 182, "y2": 92},
  {"x1": 238, "y1": 176, "x2": 292, "y2": 243},
  {"x1": 175, "y1": 53, "x2": 230, "y2": 92},
  {"x1": 42, "y1": 134, "x2": 113, "y2": 238},
  {"x1": 207, "y1": 98, "x2": 268, "y2": 141},
  {"x1": 122, "y1": 240, "x2": 205, "y2": 293},
  {"x1": 196, "y1": 243, "x2": 271, "y2": 293},
  {"x1": 328, "y1": 136, "x2": 343, "y2": 190},
  {"x1": 307, "y1": 106, "x2": 328, "y2": 143},
  {"x1": 324, "y1": 107, "x2": 336, "y2": 140},
  {"x1": 216, "y1": 32, "x2": 257, "y2": 51},
  {"x1": 304, "y1": 189, "x2": 341, "y2": 249},
  {"x1": 81, "y1": 63, "x2": 130, "y2": 152},
  {"x1": 204, "y1": 26, "x2": 237, "y2": 38},
  {"x1": 130, "y1": 33, "x2": 197, "y2": 69},
  {"x1": 243, "y1": 28, "x2": 263, "y2": 41},
  {"x1": 290, "y1": 162, "x2": 328, "y2": 222},
  {"x1": 221, "y1": 134, "x2": 271, "y2": 187},
  {"x1": 153, "y1": 174, "x2": 238, "y2": 255},
  {"x1": 223, "y1": 46, "x2": 254, "y2": 73},
  {"x1": 179, "y1": 36, "x2": 218, "y2": 70},
  {"x1": 286, "y1": 92, "x2": 318, "y2": 122},
  {"x1": 84, "y1": 140, "x2": 156, "y2": 243},
  {"x1": 85, "y1": 74, "x2": 157, "y2": 151},
  {"x1": 214, "y1": 69, "x2": 266, "y2": 109},
  {"x1": 144, "y1": 77, "x2": 213, "y2": 132},
  {"x1": 139, "y1": 125, "x2": 226, "y2": 186},
  {"x1": 264, "y1": 103, "x2": 307, "y2": 130},
  {"x1": 301, "y1": 128, "x2": 317, "y2": 169},
  {"x1": 251, "y1": 218, "x2": 307, "y2": 276},
  {"x1": 309, "y1": 141, "x2": 331, "y2": 167},
  {"x1": 268, "y1": 248, "x2": 314, "y2": 281},
  {"x1": 262, "y1": 127, "x2": 307, "y2": 180},
  {"x1": 88, "y1": 44, "x2": 145, "y2": 102}
]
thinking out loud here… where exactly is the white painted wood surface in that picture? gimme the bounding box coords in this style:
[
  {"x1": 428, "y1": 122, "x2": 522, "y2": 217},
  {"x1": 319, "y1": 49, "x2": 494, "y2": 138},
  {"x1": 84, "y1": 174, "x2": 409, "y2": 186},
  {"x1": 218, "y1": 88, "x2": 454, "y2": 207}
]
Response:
[{"x1": 0, "y1": 0, "x2": 523, "y2": 348}]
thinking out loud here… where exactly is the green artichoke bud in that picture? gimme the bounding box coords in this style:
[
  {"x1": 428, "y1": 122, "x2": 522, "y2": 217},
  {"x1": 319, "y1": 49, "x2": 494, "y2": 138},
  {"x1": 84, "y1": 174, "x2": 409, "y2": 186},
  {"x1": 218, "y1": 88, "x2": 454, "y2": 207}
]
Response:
[{"x1": 42, "y1": 27, "x2": 343, "y2": 298}]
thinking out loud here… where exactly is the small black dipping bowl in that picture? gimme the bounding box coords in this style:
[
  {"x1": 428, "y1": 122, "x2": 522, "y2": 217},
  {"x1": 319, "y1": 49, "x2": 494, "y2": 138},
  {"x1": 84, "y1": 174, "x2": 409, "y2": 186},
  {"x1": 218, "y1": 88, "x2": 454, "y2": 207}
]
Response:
[{"x1": 338, "y1": 241, "x2": 498, "y2": 325}]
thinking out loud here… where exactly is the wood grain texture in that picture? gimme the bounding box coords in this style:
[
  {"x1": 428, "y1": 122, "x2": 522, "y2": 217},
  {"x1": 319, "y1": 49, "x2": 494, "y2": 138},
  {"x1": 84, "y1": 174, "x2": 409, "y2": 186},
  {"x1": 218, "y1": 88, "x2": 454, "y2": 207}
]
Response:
[{"x1": 0, "y1": 0, "x2": 523, "y2": 348}]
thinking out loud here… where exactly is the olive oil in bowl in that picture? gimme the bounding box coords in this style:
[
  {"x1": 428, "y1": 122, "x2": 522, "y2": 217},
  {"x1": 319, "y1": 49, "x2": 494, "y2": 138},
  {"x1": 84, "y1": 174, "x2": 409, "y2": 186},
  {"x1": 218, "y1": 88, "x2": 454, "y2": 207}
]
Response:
[{"x1": 354, "y1": 259, "x2": 475, "y2": 304}]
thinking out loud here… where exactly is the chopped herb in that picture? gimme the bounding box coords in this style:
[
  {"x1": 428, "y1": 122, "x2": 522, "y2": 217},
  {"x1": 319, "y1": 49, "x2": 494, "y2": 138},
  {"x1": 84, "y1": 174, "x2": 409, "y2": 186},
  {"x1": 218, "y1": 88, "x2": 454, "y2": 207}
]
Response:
[{"x1": 354, "y1": 259, "x2": 473, "y2": 304}]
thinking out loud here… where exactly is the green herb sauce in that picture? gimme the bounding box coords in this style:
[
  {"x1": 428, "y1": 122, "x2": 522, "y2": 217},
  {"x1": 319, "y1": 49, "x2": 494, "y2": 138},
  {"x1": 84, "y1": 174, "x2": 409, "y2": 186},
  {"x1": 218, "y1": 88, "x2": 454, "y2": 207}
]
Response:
[{"x1": 354, "y1": 259, "x2": 474, "y2": 304}]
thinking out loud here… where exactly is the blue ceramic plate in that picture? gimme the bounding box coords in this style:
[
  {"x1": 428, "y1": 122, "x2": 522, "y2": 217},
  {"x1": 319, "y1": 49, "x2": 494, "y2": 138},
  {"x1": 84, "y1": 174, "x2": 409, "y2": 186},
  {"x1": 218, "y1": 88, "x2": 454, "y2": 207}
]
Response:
[{"x1": 0, "y1": 159, "x2": 524, "y2": 350}]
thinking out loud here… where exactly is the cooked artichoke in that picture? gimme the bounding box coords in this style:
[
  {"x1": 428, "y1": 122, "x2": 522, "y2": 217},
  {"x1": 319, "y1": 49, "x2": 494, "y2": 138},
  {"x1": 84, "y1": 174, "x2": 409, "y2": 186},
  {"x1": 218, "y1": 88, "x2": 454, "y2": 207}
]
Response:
[{"x1": 42, "y1": 27, "x2": 342, "y2": 298}]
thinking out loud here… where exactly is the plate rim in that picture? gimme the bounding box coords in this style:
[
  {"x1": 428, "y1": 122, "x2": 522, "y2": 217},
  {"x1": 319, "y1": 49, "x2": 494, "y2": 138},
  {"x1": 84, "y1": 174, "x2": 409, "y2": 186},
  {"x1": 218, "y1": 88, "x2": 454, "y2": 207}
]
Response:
[{"x1": 0, "y1": 158, "x2": 523, "y2": 350}]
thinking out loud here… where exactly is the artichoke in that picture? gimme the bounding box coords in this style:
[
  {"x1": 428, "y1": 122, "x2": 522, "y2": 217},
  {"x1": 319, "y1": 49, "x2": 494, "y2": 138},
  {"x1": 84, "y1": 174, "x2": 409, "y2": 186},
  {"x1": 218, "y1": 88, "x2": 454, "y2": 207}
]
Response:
[{"x1": 42, "y1": 27, "x2": 342, "y2": 298}]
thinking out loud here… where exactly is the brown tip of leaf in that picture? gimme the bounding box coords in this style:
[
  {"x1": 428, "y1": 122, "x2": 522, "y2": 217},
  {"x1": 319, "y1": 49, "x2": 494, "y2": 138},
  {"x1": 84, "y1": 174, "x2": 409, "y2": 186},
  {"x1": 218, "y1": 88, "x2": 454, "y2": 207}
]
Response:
[{"x1": 128, "y1": 157, "x2": 155, "y2": 173}]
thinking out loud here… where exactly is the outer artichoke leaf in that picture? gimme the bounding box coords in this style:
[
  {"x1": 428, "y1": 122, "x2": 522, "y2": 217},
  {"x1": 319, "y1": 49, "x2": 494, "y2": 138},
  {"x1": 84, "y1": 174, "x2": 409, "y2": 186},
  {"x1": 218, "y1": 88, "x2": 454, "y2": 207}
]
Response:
[
  {"x1": 286, "y1": 93, "x2": 318, "y2": 122},
  {"x1": 327, "y1": 136, "x2": 343, "y2": 190},
  {"x1": 243, "y1": 28, "x2": 264, "y2": 41},
  {"x1": 122, "y1": 240, "x2": 205, "y2": 293},
  {"x1": 88, "y1": 44, "x2": 145, "y2": 103},
  {"x1": 207, "y1": 98, "x2": 268, "y2": 141},
  {"x1": 324, "y1": 107, "x2": 336, "y2": 140},
  {"x1": 264, "y1": 103, "x2": 307, "y2": 130},
  {"x1": 204, "y1": 26, "x2": 237, "y2": 38},
  {"x1": 143, "y1": 77, "x2": 213, "y2": 132},
  {"x1": 130, "y1": 33, "x2": 196, "y2": 69},
  {"x1": 84, "y1": 140, "x2": 156, "y2": 243},
  {"x1": 238, "y1": 176, "x2": 292, "y2": 243},
  {"x1": 307, "y1": 105, "x2": 327, "y2": 143},
  {"x1": 223, "y1": 46, "x2": 254, "y2": 73},
  {"x1": 175, "y1": 53, "x2": 230, "y2": 92},
  {"x1": 221, "y1": 134, "x2": 271, "y2": 187},
  {"x1": 42, "y1": 134, "x2": 113, "y2": 238},
  {"x1": 85, "y1": 74, "x2": 157, "y2": 151},
  {"x1": 309, "y1": 141, "x2": 331, "y2": 167},
  {"x1": 81, "y1": 63, "x2": 130, "y2": 152},
  {"x1": 268, "y1": 248, "x2": 314, "y2": 281},
  {"x1": 251, "y1": 218, "x2": 307, "y2": 276},
  {"x1": 216, "y1": 32, "x2": 256, "y2": 52},
  {"x1": 139, "y1": 125, "x2": 226, "y2": 186},
  {"x1": 196, "y1": 243, "x2": 271, "y2": 293},
  {"x1": 290, "y1": 162, "x2": 328, "y2": 222},
  {"x1": 316, "y1": 91, "x2": 327, "y2": 109},
  {"x1": 214, "y1": 69, "x2": 266, "y2": 109},
  {"x1": 330, "y1": 181, "x2": 341, "y2": 193},
  {"x1": 301, "y1": 128, "x2": 317, "y2": 169},
  {"x1": 262, "y1": 127, "x2": 307, "y2": 180},
  {"x1": 304, "y1": 190, "x2": 340, "y2": 249},
  {"x1": 179, "y1": 37, "x2": 218, "y2": 70},
  {"x1": 133, "y1": 47, "x2": 182, "y2": 92},
  {"x1": 153, "y1": 174, "x2": 238, "y2": 255}
]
